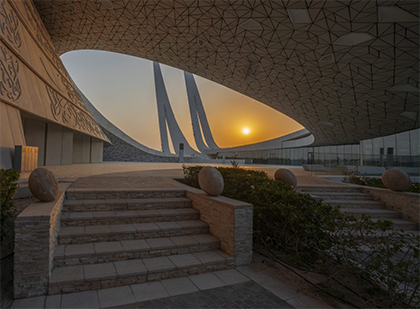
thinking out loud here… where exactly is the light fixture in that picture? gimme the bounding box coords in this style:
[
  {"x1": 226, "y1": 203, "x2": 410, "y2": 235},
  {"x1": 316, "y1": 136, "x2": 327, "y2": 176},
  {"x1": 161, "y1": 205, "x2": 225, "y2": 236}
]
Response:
[
  {"x1": 68, "y1": 4, "x2": 76, "y2": 13},
  {"x1": 334, "y1": 33, "x2": 374, "y2": 46},
  {"x1": 378, "y1": 6, "x2": 420, "y2": 23},
  {"x1": 389, "y1": 84, "x2": 420, "y2": 93},
  {"x1": 197, "y1": 38, "x2": 208, "y2": 48},
  {"x1": 287, "y1": 9, "x2": 312, "y2": 24},
  {"x1": 400, "y1": 111, "x2": 418, "y2": 121},
  {"x1": 100, "y1": 0, "x2": 113, "y2": 9},
  {"x1": 319, "y1": 53, "x2": 335, "y2": 63},
  {"x1": 239, "y1": 19, "x2": 263, "y2": 31}
]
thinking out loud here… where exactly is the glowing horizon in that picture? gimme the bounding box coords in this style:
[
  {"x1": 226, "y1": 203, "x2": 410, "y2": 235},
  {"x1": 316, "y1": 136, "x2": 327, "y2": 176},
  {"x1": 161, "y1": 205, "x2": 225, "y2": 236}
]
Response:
[{"x1": 61, "y1": 50, "x2": 304, "y2": 151}]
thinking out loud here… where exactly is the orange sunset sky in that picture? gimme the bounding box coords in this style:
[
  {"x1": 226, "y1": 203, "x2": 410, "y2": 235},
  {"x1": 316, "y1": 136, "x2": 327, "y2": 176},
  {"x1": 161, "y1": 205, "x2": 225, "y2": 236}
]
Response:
[{"x1": 62, "y1": 50, "x2": 304, "y2": 152}]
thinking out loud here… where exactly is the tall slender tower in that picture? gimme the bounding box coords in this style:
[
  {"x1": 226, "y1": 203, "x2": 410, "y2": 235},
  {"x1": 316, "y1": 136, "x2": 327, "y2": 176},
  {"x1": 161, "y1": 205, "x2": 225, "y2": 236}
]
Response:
[
  {"x1": 153, "y1": 62, "x2": 200, "y2": 156},
  {"x1": 184, "y1": 72, "x2": 219, "y2": 152}
]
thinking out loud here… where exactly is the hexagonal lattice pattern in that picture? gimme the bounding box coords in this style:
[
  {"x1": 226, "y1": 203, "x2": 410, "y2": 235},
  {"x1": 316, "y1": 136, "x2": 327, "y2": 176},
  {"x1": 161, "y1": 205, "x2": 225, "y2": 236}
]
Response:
[{"x1": 33, "y1": 0, "x2": 419, "y2": 145}]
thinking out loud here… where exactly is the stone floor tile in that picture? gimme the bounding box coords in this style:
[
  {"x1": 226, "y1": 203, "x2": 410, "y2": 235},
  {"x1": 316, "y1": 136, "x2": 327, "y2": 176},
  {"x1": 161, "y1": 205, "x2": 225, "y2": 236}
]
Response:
[
  {"x1": 85, "y1": 225, "x2": 111, "y2": 235},
  {"x1": 189, "y1": 272, "x2": 227, "y2": 290},
  {"x1": 55, "y1": 245, "x2": 65, "y2": 257},
  {"x1": 93, "y1": 211, "x2": 116, "y2": 218},
  {"x1": 69, "y1": 212, "x2": 94, "y2": 219},
  {"x1": 157, "y1": 209, "x2": 180, "y2": 216},
  {"x1": 214, "y1": 269, "x2": 250, "y2": 285},
  {"x1": 169, "y1": 235, "x2": 199, "y2": 247},
  {"x1": 287, "y1": 294, "x2": 333, "y2": 308},
  {"x1": 193, "y1": 251, "x2": 225, "y2": 265},
  {"x1": 120, "y1": 239, "x2": 150, "y2": 251},
  {"x1": 146, "y1": 237, "x2": 175, "y2": 249},
  {"x1": 131, "y1": 281, "x2": 169, "y2": 303},
  {"x1": 51, "y1": 265, "x2": 84, "y2": 283},
  {"x1": 191, "y1": 234, "x2": 218, "y2": 244},
  {"x1": 115, "y1": 259, "x2": 147, "y2": 277},
  {"x1": 45, "y1": 294, "x2": 61, "y2": 309},
  {"x1": 109, "y1": 224, "x2": 136, "y2": 234},
  {"x1": 176, "y1": 208, "x2": 198, "y2": 215},
  {"x1": 61, "y1": 290, "x2": 99, "y2": 309},
  {"x1": 161, "y1": 277, "x2": 199, "y2": 296},
  {"x1": 65, "y1": 243, "x2": 95, "y2": 256},
  {"x1": 84, "y1": 263, "x2": 117, "y2": 281},
  {"x1": 176, "y1": 220, "x2": 205, "y2": 229},
  {"x1": 136, "y1": 210, "x2": 160, "y2": 217},
  {"x1": 94, "y1": 241, "x2": 123, "y2": 254},
  {"x1": 155, "y1": 221, "x2": 181, "y2": 231},
  {"x1": 236, "y1": 266, "x2": 299, "y2": 301},
  {"x1": 98, "y1": 286, "x2": 136, "y2": 308},
  {"x1": 168, "y1": 253, "x2": 202, "y2": 269},
  {"x1": 60, "y1": 226, "x2": 85, "y2": 236},
  {"x1": 214, "y1": 250, "x2": 234, "y2": 262},
  {"x1": 143, "y1": 256, "x2": 175, "y2": 273},
  {"x1": 115, "y1": 210, "x2": 138, "y2": 218},
  {"x1": 12, "y1": 296, "x2": 45, "y2": 309},
  {"x1": 133, "y1": 223, "x2": 160, "y2": 232}
]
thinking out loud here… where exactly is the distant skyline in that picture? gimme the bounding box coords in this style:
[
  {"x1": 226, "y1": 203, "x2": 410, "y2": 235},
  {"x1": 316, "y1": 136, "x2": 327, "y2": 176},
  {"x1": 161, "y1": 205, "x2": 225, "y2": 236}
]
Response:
[{"x1": 61, "y1": 50, "x2": 304, "y2": 151}]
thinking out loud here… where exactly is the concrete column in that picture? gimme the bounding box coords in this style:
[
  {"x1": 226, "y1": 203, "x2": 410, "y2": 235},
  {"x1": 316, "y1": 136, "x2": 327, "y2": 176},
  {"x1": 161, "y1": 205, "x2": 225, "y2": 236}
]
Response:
[
  {"x1": 0, "y1": 103, "x2": 26, "y2": 169},
  {"x1": 90, "y1": 138, "x2": 103, "y2": 163},
  {"x1": 81, "y1": 136, "x2": 91, "y2": 163},
  {"x1": 72, "y1": 134, "x2": 83, "y2": 163},
  {"x1": 45, "y1": 124, "x2": 63, "y2": 166},
  {"x1": 61, "y1": 128, "x2": 73, "y2": 165}
]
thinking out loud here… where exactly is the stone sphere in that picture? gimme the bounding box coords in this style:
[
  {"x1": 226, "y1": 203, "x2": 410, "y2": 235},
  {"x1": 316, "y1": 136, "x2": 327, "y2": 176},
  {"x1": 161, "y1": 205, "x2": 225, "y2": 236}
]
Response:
[
  {"x1": 28, "y1": 168, "x2": 59, "y2": 202},
  {"x1": 198, "y1": 167, "x2": 224, "y2": 196},
  {"x1": 274, "y1": 169, "x2": 297, "y2": 188},
  {"x1": 382, "y1": 168, "x2": 412, "y2": 192}
]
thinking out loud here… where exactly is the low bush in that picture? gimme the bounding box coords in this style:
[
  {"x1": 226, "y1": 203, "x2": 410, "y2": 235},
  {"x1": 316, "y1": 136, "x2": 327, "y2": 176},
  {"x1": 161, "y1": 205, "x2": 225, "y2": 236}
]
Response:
[
  {"x1": 0, "y1": 169, "x2": 20, "y2": 238},
  {"x1": 183, "y1": 165, "x2": 420, "y2": 308}
]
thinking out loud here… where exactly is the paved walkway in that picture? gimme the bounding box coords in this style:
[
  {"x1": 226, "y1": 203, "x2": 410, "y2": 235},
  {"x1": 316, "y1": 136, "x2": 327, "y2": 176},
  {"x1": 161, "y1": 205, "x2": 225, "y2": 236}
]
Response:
[{"x1": 12, "y1": 265, "x2": 332, "y2": 309}]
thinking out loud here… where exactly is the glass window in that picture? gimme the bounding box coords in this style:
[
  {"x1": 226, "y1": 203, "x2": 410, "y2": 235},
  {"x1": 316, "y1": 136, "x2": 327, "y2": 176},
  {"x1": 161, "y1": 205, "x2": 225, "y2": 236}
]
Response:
[
  {"x1": 396, "y1": 131, "x2": 410, "y2": 156},
  {"x1": 362, "y1": 140, "x2": 373, "y2": 155},
  {"x1": 410, "y1": 129, "x2": 420, "y2": 156},
  {"x1": 372, "y1": 137, "x2": 384, "y2": 155}
]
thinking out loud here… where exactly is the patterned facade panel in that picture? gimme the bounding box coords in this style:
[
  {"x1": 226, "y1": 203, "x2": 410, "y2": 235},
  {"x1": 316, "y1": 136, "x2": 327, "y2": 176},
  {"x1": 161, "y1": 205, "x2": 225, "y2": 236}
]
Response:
[
  {"x1": 33, "y1": 0, "x2": 419, "y2": 145},
  {"x1": 0, "y1": 0, "x2": 108, "y2": 142}
]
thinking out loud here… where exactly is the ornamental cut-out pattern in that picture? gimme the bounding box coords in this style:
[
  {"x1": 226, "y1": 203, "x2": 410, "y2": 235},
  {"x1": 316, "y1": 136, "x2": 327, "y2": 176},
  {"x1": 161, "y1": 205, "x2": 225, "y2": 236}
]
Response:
[
  {"x1": 0, "y1": 0, "x2": 22, "y2": 49},
  {"x1": 46, "y1": 85, "x2": 107, "y2": 140},
  {"x1": 34, "y1": 0, "x2": 419, "y2": 145},
  {"x1": 0, "y1": 45, "x2": 21, "y2": 101}
]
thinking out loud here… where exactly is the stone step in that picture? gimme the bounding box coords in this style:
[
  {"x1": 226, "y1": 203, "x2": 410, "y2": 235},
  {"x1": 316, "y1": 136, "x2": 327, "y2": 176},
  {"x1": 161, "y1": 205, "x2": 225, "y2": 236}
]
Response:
[
  {"x1": 340, "y1": 208, "x2": 402, "y2": 219},
  {"x1": 64, "y1": 197, "x2": 192, "y2": 212},
  {"x1": 308, "y1": 192, "x2": 373, "y2": 201},
  {"x1": 54, "y1": 234, "x2": 220, "y2": 267},
  {"x1": 323, "y1": 199, "x2": 386, "y2": 209},
  {"x1": 49, "y1": 250, "x2": 235, "y2": 295},
  {"x1": 61, "y1": 209, "x2": 199, "y2": 227},
  {"x1": 66, "y1": 188, "x2": 186, "y2": 200},
  {"x1": 297, "y1": 185, "x2": 363, "y2": 193},
  {"x1": 58, "y1": 221, "x2": 209, "y2": 245},
  {"x1": 371, "y1": 218, "x2": 419, "y2": 231}
]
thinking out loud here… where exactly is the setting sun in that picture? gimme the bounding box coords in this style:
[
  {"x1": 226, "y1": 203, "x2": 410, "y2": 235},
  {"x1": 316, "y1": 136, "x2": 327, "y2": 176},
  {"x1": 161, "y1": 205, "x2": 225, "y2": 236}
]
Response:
[{"x1": 242, "y1": 128, "x2": 250, "y2": 135}]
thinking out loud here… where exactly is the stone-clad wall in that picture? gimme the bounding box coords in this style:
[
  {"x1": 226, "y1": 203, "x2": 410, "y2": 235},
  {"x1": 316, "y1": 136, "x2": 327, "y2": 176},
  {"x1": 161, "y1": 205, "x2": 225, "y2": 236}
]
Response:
[
  {"x1": 13, "y1": 186, "x2": 68, "y2": 299},
  {"x1": 102, "y1": 127, "x2": 193, "y2": 163},
  {"x1": 184, "y1": 188, "x2": 253, "y2": 266},
  {"x1": 363, "y1": 187, "x2": 420, "y2": 223},
  {"x1": 0, "y1": 0, "x2": 108, "y2": 168}
]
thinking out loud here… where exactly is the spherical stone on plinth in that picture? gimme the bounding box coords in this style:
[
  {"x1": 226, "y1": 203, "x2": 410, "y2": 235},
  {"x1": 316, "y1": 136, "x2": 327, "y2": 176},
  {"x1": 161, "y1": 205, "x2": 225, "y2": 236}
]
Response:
[
  {"x1": 382, "y1": 168, "x2": 411, "y2": 192},
  {"x1": 274, "y1": 169, "x2": 297, "y2": 188},
  {"x1": 198, "y1": 167, "x2": 224, "y2": 196},
  {"x1": 28, "y1": 168, "x2": 59, "y2": 202}
]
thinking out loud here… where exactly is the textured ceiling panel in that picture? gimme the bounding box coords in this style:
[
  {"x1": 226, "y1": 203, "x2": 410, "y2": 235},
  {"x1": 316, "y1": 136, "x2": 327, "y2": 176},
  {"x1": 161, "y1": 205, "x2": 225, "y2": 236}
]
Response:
[{"x1": 33, "y1": 0, "x2": 420, "y2": 145}]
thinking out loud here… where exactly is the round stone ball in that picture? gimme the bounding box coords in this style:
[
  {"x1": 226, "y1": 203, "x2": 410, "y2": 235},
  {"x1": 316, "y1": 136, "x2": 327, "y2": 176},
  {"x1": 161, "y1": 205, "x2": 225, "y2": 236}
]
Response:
[
  {"x1": 198, "y1": 167, "x2": 224, "y2": 196},
  {"x1": 382, "y1": 168, "x2": 412, "y2": 192},
  {"x1": 28, "y1": 168, "x2": 59, "y2": 202},
  {"x1": 274, "y1": 169, "x2": 297, "y2": 188}
]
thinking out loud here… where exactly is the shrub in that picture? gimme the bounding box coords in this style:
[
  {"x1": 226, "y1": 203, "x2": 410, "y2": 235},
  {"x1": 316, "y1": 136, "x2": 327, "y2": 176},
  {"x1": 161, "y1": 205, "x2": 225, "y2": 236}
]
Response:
[
  {"x1": 0, "y1": 169, "x2": 20, "y2": 237},
  {"x1": 183, "y1": 165, "x2": 420, "y2": 307}
]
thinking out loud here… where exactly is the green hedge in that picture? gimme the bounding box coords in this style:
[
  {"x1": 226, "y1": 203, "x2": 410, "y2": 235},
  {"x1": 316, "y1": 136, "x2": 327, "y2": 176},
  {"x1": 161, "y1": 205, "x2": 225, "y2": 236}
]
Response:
[
  {"x1": 0, "y1": 169, "x2": 20, "y2": 239},
  {"x1": 344, "y1": 173, "x2": 420, "y2": 194},
  {"x1": 183, "y1": 165, "x2": 420, "y2": 307}
]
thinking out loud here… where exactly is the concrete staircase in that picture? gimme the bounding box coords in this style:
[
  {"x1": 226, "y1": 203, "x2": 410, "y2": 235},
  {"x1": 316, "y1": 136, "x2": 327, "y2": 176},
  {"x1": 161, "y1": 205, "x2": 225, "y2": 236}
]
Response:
[
  {"x1": 297, "y1": 185, "x2": 419, "y2": 232},
  {"x1": 49, "y1": 188, "x2": 234, "y2": 295}
]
